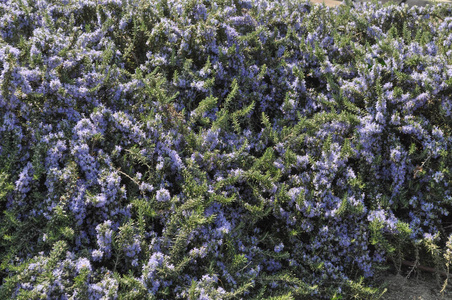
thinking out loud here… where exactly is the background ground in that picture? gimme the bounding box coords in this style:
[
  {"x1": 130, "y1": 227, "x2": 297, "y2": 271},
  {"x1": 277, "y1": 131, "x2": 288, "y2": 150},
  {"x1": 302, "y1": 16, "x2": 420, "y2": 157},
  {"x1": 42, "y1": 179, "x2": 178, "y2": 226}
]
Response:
[{"x1": 377, "y1": 272, "x2": 452, "y2": 300}]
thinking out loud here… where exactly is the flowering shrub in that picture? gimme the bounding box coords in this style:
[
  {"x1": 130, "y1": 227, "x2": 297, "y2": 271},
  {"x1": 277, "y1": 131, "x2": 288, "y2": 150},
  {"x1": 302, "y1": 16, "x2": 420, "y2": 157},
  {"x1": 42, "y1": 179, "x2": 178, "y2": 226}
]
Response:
[{"x1": 1, "y1": 0, "x2": 452, "y2": 298}]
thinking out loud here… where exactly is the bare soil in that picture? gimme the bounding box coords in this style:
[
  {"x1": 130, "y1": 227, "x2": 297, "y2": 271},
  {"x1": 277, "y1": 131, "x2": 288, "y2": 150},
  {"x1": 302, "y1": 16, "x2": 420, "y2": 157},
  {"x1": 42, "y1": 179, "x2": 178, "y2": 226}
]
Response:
[{"x1": 374, "y1": 270, "x2": 452, "y2": 300}]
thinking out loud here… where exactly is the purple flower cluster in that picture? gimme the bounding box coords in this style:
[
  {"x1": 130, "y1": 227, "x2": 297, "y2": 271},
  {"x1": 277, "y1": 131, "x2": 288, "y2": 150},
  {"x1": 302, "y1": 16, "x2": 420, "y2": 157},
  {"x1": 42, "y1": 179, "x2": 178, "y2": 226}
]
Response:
[
  {"x1": 95, "y1": 220, "x2": 113, "y2": 259},
  {"x1": 5, "y1": 241, "x2": 118, "y2": 299}
]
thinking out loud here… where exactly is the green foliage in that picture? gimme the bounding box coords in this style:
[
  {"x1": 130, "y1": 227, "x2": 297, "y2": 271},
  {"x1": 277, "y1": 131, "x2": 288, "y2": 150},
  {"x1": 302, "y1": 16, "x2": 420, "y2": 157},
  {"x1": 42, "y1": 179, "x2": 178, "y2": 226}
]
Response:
[
  {"x1": 369, "y1": 219, "x2": 395, "y2": 254},
  {"x1": 342, "y1": 277, "x2": 385, "y2": 300},
  {"x1": 0, "y1": 172, "x2": 14, "y2": 204},
  {"x1": 0, "y1": 241, "x2": 68, "y2": 299},
  {"x1": 115, "y1": 272, "x2": 148, "y2": 299}
]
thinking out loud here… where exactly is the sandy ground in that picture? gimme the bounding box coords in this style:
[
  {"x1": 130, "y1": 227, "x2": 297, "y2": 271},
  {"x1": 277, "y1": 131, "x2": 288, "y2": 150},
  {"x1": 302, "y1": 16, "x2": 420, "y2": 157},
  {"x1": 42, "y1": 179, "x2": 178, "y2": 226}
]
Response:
[
  {"x1": 310, "y1": 0, "x2": 342, "y2": 7},
  {"x1": 376, "y1": 273, "x2": 452, "y2": 300}
]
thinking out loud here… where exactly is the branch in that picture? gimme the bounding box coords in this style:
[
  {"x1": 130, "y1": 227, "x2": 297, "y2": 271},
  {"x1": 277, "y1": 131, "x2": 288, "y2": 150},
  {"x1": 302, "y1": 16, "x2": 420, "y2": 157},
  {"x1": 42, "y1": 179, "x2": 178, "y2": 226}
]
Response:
[{"x1": 402, "y1": 259, "x2": 450, "y2": 278}]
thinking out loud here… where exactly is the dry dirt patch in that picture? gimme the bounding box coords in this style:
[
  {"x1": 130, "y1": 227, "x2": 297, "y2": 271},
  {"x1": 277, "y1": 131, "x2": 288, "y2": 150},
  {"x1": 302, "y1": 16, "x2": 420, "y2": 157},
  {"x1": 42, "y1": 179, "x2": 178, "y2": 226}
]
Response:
[{"x1": 375, "y1": 272, "x2": 452, "y2": 300}]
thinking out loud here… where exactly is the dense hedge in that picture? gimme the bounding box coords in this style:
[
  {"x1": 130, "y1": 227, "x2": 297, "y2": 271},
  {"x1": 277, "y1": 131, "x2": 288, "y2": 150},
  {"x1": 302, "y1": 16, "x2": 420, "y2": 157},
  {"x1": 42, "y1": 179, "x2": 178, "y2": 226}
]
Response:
[{"x1": 1, "y1": 0, "x2": 452, "y2": 298}]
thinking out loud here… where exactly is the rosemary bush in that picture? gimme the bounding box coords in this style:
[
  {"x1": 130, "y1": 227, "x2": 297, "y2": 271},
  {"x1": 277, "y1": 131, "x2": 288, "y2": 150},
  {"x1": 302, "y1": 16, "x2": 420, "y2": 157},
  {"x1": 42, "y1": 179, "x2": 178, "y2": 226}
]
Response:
[{"x1": 1, "y1": 0, "x2": 452, "y2": 298}]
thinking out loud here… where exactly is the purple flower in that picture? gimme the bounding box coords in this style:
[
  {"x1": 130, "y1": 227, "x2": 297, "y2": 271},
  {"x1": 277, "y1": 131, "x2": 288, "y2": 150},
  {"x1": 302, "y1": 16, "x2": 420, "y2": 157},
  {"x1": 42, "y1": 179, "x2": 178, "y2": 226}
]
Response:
[
  {"x1": 432, "y1": 171, "x2": 444, "y2": 183},
  {"x1": 139, "y1": 182, "x2": 154, "y2": 192},
  {"x1": 96, "y1": 221, "x2": 113, "y2": 258},
  {"x1": 123, "y1": 235, "x2": 141, "y2": 258},
  {"x1": 91, "y1": 250, "x2": 103, "y2": 261},
  {"x1": 274, "y1": 243, "x2": 284, "y2": 253},
  {"x1": 156, "y1": 188, "x2": 170, "y2": 202},
  {"x1": 15, "y1": 162, "x2": 34, "y2": 195},
  {"x1": 141, "y1": 252, "x2": 168, "y2": 294},
  {"x1": 423, "y1": 233, "x2": 436, "y2": 241},
  {"x1": 76, "y1": 257, "x2": 92, "y2": 272}
]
